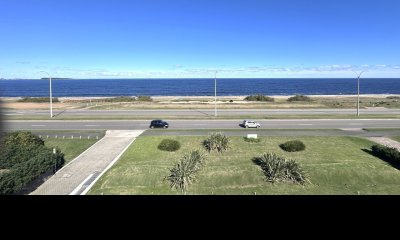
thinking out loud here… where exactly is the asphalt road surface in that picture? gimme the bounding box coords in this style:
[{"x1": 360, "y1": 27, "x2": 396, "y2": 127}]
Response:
[
  {"x1": 4, "y1": 108, "x2": 400, "y2": 116},
  {"x1": 4, "y1": 119, "x2": 400, "y2": 131}
]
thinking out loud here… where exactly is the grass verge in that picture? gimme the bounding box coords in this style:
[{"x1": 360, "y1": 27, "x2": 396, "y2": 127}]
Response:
[
  {"x1": 5, "y1": 114, "x2": 400, "y2": 120},
  {"x1": 88, "y1": 136, "x2": 400, "y2": 195},
  {"x1": 44, "y1": 139, "x2": 98, "y2": 164}
]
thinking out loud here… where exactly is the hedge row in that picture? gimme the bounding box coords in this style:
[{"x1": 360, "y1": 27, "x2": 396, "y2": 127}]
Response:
[
  {"x1": 18, "y1": 97, "x2": 60, "y2": 103},
  {"x1": 371, "y1": 144, "x2": 400, "y2": 163}
]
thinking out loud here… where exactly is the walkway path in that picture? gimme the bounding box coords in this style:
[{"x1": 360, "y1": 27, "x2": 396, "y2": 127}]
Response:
[
  {"x1": 31, "y1": 130, "x2": 144, "y2": 195},
  {"x1": 367, "y1": 137, "x2": 400, "y2": 151}
]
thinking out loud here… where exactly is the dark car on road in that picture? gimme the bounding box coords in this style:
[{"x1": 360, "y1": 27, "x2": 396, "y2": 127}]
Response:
[{"x1": 149, "y1": 120, "x2": 169, "y2": 129}]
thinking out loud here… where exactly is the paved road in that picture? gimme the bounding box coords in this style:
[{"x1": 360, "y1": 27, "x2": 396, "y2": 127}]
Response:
[
  {"x1": 141, "y1": 129, "x2": 400, "y2": 137},
  {"x1": 4, "y1": 108, "x2": 400, "y2": 116},
  {"x1": 31, "y1": 130, "x2": 144, "y2": 195},
  {"x1": 4, "y1": 119, "x2": 400, "y2": 130}
]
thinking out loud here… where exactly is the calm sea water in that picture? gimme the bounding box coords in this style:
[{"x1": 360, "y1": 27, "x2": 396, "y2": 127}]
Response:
[{"x1": 0, "y1": 78, "x2": 399, "y2": 97}]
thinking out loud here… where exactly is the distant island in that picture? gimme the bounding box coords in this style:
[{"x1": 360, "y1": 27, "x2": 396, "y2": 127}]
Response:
[{"x1": 40, "y1": 77, "x2": 73, "y2": 80}]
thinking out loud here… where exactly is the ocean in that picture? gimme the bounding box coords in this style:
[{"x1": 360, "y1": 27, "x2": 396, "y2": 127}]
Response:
[{"x1": 0, "y1": 78, "x2": 399, "y2": 97}]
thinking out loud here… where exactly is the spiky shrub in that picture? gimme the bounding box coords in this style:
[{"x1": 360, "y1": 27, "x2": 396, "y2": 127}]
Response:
[
  {"x1": 203, "y1": 132, "x2": 230, "y2": 152},
  {"x1": 279, "y1": 140, "x2": 306, "y2": 152},
  {"x1": 287, "y1": 95, "x2": 312, "y2": 102},
  {"x1": 166, "y1": 150, "x2": 206, "y2": 193},
  {"x1": 158, "y1": 139, "x2": 181, "y2": 152},
  {"x1": 284, "y1": 159, "x2": 308, "y2": 184},
  {"x1": 252, "y1": 152, "x2": 308, "y2": 184}
]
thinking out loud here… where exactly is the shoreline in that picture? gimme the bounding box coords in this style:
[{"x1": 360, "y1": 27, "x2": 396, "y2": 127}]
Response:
[{"x1": 1, "y1": 94, "x2": 399, "y2": 101}]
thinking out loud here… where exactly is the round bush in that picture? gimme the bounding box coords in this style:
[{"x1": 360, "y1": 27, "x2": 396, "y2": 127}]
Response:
[
  {"x1": 287, "y1": 95, "x2": 312, "y2": 102},
  {"x1": 243, "y1": 137, "x2": 261, "y2": 143},
  {"x1": 158, "y1": 139, "x2": 181, "y2": 152},
  {"x1": 279, "y1": 140, "x2": 306, "y2": 152}
]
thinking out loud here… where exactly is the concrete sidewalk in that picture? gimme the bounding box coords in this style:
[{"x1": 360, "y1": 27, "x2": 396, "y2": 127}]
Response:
[
  {"x1": 31, "y1": 130, "x2": 144, "y2": 195},
  {"x1": 368, "y1": 137, "x2": 400, "y2": 151}
]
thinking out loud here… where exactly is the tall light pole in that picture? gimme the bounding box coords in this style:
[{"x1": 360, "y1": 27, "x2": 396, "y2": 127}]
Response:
[
  {"x1": 40, "y1": 71, "x2": 53, "y2": 118},
  {"x1": 214, "y1": 71, "x2": 218, "y2": 117},
  {"x1": 356, "y1": 70, "x2": 366, "y2": 117}
]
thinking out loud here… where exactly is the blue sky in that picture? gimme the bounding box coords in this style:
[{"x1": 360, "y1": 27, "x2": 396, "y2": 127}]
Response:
[{"x1": 1, "y1": 0, "x2": 400, "y2": 78}]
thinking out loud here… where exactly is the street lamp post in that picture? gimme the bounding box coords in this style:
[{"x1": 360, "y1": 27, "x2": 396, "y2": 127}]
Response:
[
  {"x1": 40, "y1": 71, "x2": 53, "y2": 118},
  {"x1": 214, "y1": 71, "x2": 218, "y2": 117},
  {"x1": 356, "y1": 70, "x2": 366, "y2": 117}
]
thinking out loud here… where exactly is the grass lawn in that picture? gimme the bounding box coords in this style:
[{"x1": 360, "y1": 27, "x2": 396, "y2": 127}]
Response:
[
  {"x1": 89, "y1": 136, "x2": 400, "y2": 195},
  {"x1": 45, "y1": 139, "x2": 98, "y2": 163}
]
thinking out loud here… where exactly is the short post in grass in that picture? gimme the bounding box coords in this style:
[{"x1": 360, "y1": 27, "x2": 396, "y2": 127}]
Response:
[{"x1": 53, "y1": 148, "x2": 57, "y2": 174}]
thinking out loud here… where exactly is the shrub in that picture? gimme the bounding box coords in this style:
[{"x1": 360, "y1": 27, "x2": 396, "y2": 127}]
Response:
[
  {"x1": 280, "y1": 140, "x2": 306, "y2": 152},
  {"x1": 244, "y1": 95, "x2": 274, "y2": 102},
  {"x1": 287, "y1": 95, "x2": 312, "y2": 102},
  {"x1": 371, "y1": 144, "x2": 400, "y2": 163},
  {"x1": 136, "y1": 96, "x2": 153, "y2": 101},
  {"x1": 18, "y1": 97, "x2": 59, "y2": 103},
  {"x1": 158, "y1": 139, "x2": 181, "y2": 152},
  {"x1": 243, "y1": 137, "x2": 261, "y2": 143},
  {"x1": 252, "y1": 152, "x2": 308, "y2": 184},
  {"x1": 104, "y1": 96, "x2": 136, "y2": 102},
  {"x1": 165, "y1": 150, "x2": 206, "y2": 193},
  {"x1": 229, "y1": 100, "x2": 234, "y2": 103},
  {"x1": 387, "y1": 96, "x2": 400, "y2": 100},
  {"x1": 203, "y1": 132, "x2": 230, "y2": 152}
]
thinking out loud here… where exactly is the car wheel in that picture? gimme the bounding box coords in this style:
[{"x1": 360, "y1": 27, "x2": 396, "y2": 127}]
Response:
[
  {"x1": 257, "y1": 125, "x2": 260, "y2": 128},
  {"x1": 245, "y1": 125, "x2": 248, "y2": 128},
  {"x1": 150, "y1": 126, "x2": 154, "y2": 129},
  {"x1": 163, "y1": 125, "x2": 167, "y2": 128}
]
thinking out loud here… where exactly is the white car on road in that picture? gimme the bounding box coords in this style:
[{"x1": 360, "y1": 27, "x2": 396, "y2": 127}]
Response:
[{"x1": 241, "y1": 120, "x2": 261, "y2": 128}]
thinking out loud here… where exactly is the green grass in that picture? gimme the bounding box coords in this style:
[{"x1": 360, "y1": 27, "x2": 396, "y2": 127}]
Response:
[
  {"x1": 45, "y1": 139, "x2": 98, "y2": 163},
  {"x1": 89, "y1": 136, "x2": 400, "y2": 195},
  {"x1": 363, "y1": 128, "x2": 400, "y2": 132}
]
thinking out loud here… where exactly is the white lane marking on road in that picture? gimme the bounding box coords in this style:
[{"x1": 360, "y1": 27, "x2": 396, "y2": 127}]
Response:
[
  {"x1": 31, "y1": 125, "x2": 46, "y2": 126},
  {"x1": 298, "y1": 124, "x2": 313, "y2": 126},
  {"x1": 84, "y1": 125, "x2": 99, "y2": 127}
]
